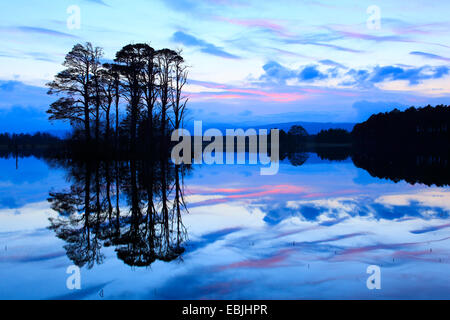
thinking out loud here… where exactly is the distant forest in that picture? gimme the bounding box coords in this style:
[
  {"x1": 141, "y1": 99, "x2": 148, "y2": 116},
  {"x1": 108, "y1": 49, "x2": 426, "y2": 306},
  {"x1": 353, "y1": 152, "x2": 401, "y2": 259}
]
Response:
[
  {"x1": 1, "y1": 104, "x2": 449, "y2": 156},
  {"x1": 0, "y1": 132, "x2": 62, "y2": 158},
  {"x1": 352, "y1": 104, "x2": 450, "y2": 149},
  {"x1": 278, "y1": 104, "x2": 450, "y2": 147}
]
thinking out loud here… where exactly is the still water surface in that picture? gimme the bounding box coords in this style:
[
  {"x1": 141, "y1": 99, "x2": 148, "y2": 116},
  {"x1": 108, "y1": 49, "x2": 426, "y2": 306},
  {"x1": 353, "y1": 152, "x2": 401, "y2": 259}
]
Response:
[{"x1": 0, "y1": 154, "x2": 449, "y2": 299}]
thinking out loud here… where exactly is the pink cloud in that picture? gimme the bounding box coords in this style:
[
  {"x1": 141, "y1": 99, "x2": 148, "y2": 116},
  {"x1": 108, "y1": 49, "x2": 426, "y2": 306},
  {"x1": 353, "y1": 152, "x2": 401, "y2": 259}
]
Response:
[
  {"x1": 188, "y1": 185, "x2": 360, "y2": 208},
  {"x1": 215, "y1": 16, "x2": 292, "y2": 37},
  {"x1": 217, "y1": 248, "x2": 294, "y2": 270},
  {"x1": 199, "y1": 279, "x2": 252, "y2": 296},
  {"x1": 187, "y1": 89, "x2": 307, "y2": 103},
  {"x1": 230, "y1": 88, "x2": 307, "y2": 102},
  {"x1": 274, "y1": 226, "x2": 322, "y2": 239},
  {"x1": 190, "y1": 184, "x2": 308, "y2": 197},
  {"x1": 187, "y1": 78, "x2": 361, "y2": 104},
  {"x1": 332, "y1": 236, "x2": 450, "y2": 261},
  {"x1": 189, "y1": 79, "x2": 228, "y2": 89},
  {"x1": 227, "y1": 184, "x2": 307, "y2": 198},
  {"x1": 188, "y1": 184, "x2": 310, "y2": 207}
]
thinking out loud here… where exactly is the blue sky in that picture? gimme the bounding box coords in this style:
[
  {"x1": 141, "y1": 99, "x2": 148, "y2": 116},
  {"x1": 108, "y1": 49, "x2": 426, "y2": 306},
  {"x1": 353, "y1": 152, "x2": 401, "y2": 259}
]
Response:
[{"x1": 1, "y1": 0, "x2": 450, "y2": 131}]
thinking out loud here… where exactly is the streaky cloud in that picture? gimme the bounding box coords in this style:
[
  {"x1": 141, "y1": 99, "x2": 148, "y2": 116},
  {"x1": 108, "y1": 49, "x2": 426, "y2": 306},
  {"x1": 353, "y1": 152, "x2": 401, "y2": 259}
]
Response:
[
  {"x1": 410, "y1": 223, "x2": 450, "y2": 234},
  {"x1": 2, "y1": 26, "x2": 79, "y2": 39},
  {"x1": 171, "y1": 31, "x2": 240, "y2": 59},
  {"x1": 410, "y1": 51, "x2": 450, "y2": 62},
  {"x1": 83, "y1": 0, "x2": 110, "y2": 6},
  {"x1": 216, "y1": 16, "x2": 290, "y2": 37},
  {"x1": 284, "y1": 38, "x2": 363, "y2": 53},
  {"x1": 319, "y1": 59, "x2": 347, "y2": 69},
  {"x1": 333, "y1": 29, "x2": 412, "y2": 43}
]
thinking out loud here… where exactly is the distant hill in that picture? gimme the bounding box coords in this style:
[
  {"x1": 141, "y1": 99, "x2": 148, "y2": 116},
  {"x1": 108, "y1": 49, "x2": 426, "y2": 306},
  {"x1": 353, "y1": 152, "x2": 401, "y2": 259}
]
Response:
[{"x1": 184, "y1": 121, "x2": 355, "y2": 135}]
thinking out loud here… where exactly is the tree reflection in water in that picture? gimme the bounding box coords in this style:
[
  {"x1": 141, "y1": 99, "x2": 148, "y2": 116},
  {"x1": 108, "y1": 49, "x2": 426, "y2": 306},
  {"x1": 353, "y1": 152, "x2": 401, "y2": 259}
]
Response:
[
  {"x1": 44, "y1": 146, "x2": 450, "y2": 269},
  {"x1": 47, "y1": 157, "x2": 191, "y2": 268}
]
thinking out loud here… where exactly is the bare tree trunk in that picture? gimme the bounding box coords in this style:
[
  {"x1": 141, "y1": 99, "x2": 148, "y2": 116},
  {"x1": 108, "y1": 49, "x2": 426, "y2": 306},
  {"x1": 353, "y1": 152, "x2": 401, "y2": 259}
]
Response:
[{"x1": 115, "y1": 80, "x2": 119, "y2": 150}]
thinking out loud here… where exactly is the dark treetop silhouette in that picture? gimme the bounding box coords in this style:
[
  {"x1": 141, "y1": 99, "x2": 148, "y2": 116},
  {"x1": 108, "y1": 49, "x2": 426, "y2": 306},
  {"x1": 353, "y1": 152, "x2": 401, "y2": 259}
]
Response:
[{"x1": 46, "y1": 42, "x2": 188, "y2": 157}]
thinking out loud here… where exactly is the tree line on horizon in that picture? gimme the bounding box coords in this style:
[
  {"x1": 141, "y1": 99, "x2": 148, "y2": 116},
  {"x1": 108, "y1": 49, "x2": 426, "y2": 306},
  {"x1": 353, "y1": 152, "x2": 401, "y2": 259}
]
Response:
[
  {"x1": 46, "y1": 42, "x2": 189, "y2": 155},
  {"x1": 352, "y1": 104, "x2": 450, "y2": 150},
  {"x1": 2, "y1": 104, "x2": 448, "y2": 157},
  {"x1": 281, "y1": 104, "x2": 450, "y2": 147},
  {"x1": 2, "y1": 105, "x2": 448, "y2": 144}
]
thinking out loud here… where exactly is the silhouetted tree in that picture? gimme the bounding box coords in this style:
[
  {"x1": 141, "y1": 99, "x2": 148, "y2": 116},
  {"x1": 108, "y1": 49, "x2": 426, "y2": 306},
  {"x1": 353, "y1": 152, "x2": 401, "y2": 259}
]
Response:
[
  {"x1": 41, "y1": 41, "x2": 190, "y2": 157},
  {"x1": 171, "y1": 51, "x2": 189, "y2": 130},
  {"x1": 90, "y1": 46, "x2": 104, "y2": 145},
  {"x1": 316, "y1": 128, "x2": 351, "y2": 144},
  {"x1": 47, "y1": 43, "x2": 98, "y2": 143},
  {"x1": 287, "y1": 125, "x2": 308, "y2": 146},
  {"x1": 352, "y1": 105, "x2": 450, "y2": 150},
  {"x1": 100, "y1": 64, "x2": 119, "y2": 145},
  {"x1": 156, "y1": 49, "x2": 179, "y2": 153},
  {"x1": 115, "y1": 44, "x2": 148, "y2": 153},
  {"x1": 140, "y1": 45, "x2": 158, "y2": 151}
]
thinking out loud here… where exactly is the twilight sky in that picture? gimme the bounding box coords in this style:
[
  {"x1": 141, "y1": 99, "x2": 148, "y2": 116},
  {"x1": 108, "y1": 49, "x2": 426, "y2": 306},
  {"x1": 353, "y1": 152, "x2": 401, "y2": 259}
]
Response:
[{"x1": 1, "y1": 0, "x2": 450, "y2": 131}]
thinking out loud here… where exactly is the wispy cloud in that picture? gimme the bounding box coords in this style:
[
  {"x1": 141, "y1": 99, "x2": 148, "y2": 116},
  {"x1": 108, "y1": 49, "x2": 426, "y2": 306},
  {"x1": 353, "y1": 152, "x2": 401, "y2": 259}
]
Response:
[
  {"x1": 188, "y1": 88, "x2": 308, "y2": 103},
  {"x1": 319, "y1": 59, "x2": 347, "y2": 69},
  {"x1": 171, "y1": 31, "x2": 240, "y2": 59},
  {"x1": 332, "y1": 29, "x2": 412, "y2": 44},
  {"x1": 1, "y1": 26, "x2": 79, "y2": 39},
  {"x1": 384, "y1": 18, "x2": 450, "y2": 36},
  {"x1": 216, "y1": 248, "x2": 293, "y2": 270},
  {"x1": 282, "y1": 33, "x2": 363, "y2": 53},
  {"x1": 335, "y1": 236, "x2": 450, "y2": 258},
  {"x1": 84, "y1": 0, "x2": 110, "y2": 6},
  {"x1": 0, "y1": 251, "x2": 65, "y2": 263},
  {"x1": 215, "y1": 16, "x2": 291, "y2": 37},
  {"x1": 329, "y1": 25, "x2": 450, "y2": 49},
  {"x1": 410, "y1": 51, "x2": 450, "y2": 62},
  {"x1": 187, "y1": 78, "x2": 311, "y2": 103},
  {"x1": 189, "y1": 184, "x2": 310, "y2": 207},
  {"x1": 161, "y1": 0, "x2": 246, "y2": 16},
  {"x1": 410, "y1": 223, "x2": 450, "y2": 234}
]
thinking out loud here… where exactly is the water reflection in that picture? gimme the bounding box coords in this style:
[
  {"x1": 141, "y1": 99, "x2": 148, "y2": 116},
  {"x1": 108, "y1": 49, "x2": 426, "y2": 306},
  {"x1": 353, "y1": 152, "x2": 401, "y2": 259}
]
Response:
[
  {"x1": 40, "y1": 148, "x2": 450, "y2": 270},
  {"x1": 289, "y1": 147, "x2": 450, "y2": 187},
  {"x1": 30, "y1": 148, "x2": 450, "y2": 269},
  {"x1": 47, "y1": 158, "x2": 191, "y2": 268},
  {"x1": 352, "y1": 150, "x2": 450, "y2": 187},
  {"x1": 0, "y1": 148, "x2": 449, "y2": 299}
]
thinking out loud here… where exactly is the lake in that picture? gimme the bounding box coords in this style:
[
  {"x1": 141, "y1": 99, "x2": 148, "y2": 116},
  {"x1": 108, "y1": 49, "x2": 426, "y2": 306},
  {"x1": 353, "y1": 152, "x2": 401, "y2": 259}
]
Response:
[{"x1": 0, "y1": 152, "x2": 449, "y2": 299}]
